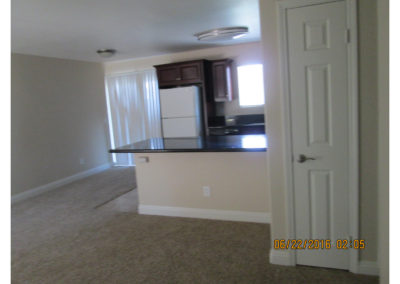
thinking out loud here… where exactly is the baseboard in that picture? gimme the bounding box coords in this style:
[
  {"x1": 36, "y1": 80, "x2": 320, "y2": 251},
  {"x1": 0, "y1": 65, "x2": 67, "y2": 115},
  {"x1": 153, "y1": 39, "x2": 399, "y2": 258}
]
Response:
[
  {"x1": 138, "y1": 204, "x2": 270, "y2": 223},
  {"x1": 11, "y1": 163, "x2": 111, "y2": 204},
  {"x1": 356, "y1": 261, "x2": 379, "y2": 276},
  {"x1": 269, "y1": 249, "x2": 295, "y2": 266}
]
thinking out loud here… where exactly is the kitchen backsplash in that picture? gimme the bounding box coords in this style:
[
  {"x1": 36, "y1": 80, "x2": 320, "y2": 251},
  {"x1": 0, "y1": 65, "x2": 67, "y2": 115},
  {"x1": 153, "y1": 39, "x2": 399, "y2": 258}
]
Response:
[
  {"x1": 208, "y1": 114, "x2": 265, "y2": 127},
  {"x1": 214, "y1": 100, "x2": 265, "y2": 116}
]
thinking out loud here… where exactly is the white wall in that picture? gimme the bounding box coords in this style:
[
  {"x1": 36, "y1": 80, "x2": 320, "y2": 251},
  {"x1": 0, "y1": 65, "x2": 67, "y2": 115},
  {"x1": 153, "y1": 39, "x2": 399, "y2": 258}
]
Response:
[
  {"x1": 11, "y1": 53, "x2": 110, "y2": 196},
  {"x1": 104, "y1": 42, "x2": 265, "y2": 116},
  {"x1": 358, "y1": 0, "x2": 379, "y2": 262},
  {"x1": 259, "y1": 0, "x2": 379, "y2": 262},
  {"x1": 136, "y1": 152, "x2": 269, "y2": 213},
  {"x1": 377, "y1": 0, "x2": 389, "y2": 282}
]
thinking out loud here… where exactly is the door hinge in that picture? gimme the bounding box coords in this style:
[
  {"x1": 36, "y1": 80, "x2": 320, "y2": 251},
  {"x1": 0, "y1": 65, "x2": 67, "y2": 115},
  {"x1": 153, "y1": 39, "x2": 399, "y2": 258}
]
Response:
[{"x1": 345, "y1": 29, "x2": 351, "y2": 44}]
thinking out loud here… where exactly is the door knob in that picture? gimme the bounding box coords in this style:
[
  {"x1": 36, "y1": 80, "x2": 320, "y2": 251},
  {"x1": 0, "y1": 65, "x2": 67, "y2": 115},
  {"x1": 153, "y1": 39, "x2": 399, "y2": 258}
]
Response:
[{"x1": 297, "y1": 154, "x2": 316, "y2": 163}]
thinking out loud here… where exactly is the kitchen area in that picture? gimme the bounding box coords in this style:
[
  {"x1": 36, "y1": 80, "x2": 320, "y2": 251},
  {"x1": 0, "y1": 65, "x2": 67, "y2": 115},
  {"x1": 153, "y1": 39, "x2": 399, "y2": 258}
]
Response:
[
  {"x1": 109, "y1": 43, "x2": 269, "y2": 222},
  {"x1": 155, "y1": 58, "x2": 265, "y2": 136}
]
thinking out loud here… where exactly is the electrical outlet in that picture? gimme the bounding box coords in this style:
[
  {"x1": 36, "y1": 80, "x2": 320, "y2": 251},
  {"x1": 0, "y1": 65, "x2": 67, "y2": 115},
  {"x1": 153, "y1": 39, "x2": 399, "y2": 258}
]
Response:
[
  {"x1": 79, "y1": 158, "x2": 85, "y2": 165},
  {"x1": 137, "y1": 156, "x2": 149, "y2": 163},
  {"x1": 202, "y1": 186, "x2": 211, "y2": 197}
]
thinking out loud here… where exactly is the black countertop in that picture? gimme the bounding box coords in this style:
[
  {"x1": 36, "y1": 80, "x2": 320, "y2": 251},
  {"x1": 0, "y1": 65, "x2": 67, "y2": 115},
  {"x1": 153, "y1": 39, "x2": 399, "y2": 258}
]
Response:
[{"x1": 109, "y1": 134, "x2": 267, "y2": 153}]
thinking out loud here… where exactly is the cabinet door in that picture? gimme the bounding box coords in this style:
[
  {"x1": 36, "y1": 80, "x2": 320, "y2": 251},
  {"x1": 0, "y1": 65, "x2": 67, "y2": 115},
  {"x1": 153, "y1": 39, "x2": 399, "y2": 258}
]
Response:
[
  {"x1": 157, "y1": 66, "x2": 180, "y2": 87},
  {"x1": 179, "y1": 62, "x2": 202, "y2": 84},
  {"x1": 212, "y1": 60, "x2": 233, "y2": 102}
]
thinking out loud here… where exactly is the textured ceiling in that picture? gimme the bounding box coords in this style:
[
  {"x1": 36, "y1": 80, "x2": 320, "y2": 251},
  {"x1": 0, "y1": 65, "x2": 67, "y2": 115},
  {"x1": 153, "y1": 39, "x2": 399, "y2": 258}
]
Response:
[{"x1": 12, "y1": 0, "x2": 261, "y2": 62}]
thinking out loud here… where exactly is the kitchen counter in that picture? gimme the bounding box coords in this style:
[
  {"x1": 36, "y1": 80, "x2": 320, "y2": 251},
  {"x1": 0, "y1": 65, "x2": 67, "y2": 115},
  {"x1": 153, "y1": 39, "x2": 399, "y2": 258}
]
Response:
[
  {"x1": 109, "y1": 134, "x2": 267, "y2": 153},
  {"x1": 114, "y1": 134, "x2": 269, "y2": 222}
]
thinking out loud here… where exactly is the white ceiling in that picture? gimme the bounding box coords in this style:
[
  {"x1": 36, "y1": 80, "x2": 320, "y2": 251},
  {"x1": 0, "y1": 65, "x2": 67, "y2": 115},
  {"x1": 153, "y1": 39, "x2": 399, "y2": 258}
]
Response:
[{"x1": 11, "y1": 0, "x2": 261, "y2": 62}]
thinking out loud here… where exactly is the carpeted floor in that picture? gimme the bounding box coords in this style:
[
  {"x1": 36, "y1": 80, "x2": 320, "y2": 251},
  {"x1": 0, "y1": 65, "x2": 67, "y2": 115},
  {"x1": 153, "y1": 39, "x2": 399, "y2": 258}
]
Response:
[{"x1": 12, "y1": 167, "x2": 378, "y2": 284}]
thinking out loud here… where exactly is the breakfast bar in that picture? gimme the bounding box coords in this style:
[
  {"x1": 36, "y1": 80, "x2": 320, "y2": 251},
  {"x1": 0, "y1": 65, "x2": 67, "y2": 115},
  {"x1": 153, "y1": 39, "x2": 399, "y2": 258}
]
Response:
[
  {"x1": 110, "y1": 134, "x2": 267, "y2": 153},
  {"x1": 110, "y1": 134, "x2": 269, "y2": 223}
]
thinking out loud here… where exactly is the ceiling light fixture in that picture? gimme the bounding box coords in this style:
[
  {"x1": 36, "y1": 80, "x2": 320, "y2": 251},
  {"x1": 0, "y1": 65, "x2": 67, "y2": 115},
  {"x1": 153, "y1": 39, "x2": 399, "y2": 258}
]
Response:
[
  {"x1": 96, "y1": 48, "x2": 116, "y2": 58},
  {"x1": 194, "y1": 26, "x2": 249, "y2": 41}
]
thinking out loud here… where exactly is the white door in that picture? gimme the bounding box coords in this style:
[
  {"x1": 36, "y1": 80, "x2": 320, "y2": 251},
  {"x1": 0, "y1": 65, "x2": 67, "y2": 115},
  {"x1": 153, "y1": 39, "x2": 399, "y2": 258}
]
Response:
[
  {"x1": 287, "y1": 1, "x2": 350, "y2": 269},
  {"x1": 159, "y1": 86, "x2": 199, "y2": 118}
]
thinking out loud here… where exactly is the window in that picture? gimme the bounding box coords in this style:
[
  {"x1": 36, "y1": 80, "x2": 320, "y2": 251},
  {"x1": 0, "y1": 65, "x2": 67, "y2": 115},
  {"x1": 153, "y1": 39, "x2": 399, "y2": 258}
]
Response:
[
  {"x1": 105, "y1": 69, "x2": 162, "y2": 166},
  {"x1": 237, "y1": 64, "x2": 265, "y2": 107}
]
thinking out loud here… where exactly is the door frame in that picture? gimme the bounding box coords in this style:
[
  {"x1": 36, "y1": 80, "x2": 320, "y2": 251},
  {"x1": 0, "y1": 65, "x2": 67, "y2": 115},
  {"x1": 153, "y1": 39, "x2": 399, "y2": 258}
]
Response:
[{"x1": 277, "y1": 0, "x2": 359, "y2": 272}]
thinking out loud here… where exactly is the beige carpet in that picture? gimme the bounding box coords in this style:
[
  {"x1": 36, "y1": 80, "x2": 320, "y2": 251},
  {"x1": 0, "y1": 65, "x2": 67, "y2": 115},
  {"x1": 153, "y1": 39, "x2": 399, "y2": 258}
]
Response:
[{"x1": 12, "y1": 167, "x2": 378, "y2": 284}]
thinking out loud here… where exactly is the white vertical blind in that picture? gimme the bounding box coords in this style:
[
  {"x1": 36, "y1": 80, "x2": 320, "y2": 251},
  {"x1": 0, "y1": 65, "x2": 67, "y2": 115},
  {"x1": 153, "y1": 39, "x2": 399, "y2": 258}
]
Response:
[{"x1": 105, "y1": 69, "x2": 161, "y2": 166}]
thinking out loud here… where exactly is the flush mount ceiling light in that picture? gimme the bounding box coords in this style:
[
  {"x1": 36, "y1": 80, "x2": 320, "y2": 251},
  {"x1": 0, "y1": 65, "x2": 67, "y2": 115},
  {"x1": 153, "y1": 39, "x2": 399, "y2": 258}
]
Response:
[
  {"x1": 96, "y1": 48, "x2": 116, "y2": 58},
  {"x1": 194, "y1": 26, "x2": 249, "y2": 41}
]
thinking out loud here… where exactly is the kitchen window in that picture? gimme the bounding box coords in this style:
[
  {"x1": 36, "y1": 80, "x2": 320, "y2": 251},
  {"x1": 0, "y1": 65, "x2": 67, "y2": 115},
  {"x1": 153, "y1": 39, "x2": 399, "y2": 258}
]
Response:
[{"x1": 237, "y1": 64, "x2": 265, "y2": 107}]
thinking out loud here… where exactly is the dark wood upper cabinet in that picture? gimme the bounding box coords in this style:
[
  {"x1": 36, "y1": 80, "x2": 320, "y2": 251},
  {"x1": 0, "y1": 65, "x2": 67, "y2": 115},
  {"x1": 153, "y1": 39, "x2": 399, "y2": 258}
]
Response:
[
  {"x1": 155, "y1": 60, "x2": 204, "y2": 87},
  {"x1": 157, "y1": 66, "x2": 180, "y2": 84},
  {"x1": 179, "y1": 62, "x2": 202, "y2": 82},
  {"x1": 211, "y1": 59, "x2": 233, "y2": 102}
]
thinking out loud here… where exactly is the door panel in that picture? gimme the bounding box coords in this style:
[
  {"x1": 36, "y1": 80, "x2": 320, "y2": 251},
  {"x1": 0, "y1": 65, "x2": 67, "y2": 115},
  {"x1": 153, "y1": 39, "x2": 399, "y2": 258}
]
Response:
[
  {"x1": 157, "y1": 67, "x2": 180, "y2": 85},
  {"x1": 309, "y1": 170, "x2": 332, "y2": 239},
  {"x1": 213, "y1": 63, "x2": 227, "y2": 100},
  {"x1": 212, "y1": 59, "x2": 233, "y2": 102},
  {"x1": 304, "y1": 19, "x2": 330, "y2": 50},
  {"x1": 180, "y1": 64, "x2": 201, "y2": 80},
  {"x1": 287, "y1": 1, "x2": 349, "y2": 270},
  {"x1": 306, "y1": 64, "x2": 332, "y2": 145}
]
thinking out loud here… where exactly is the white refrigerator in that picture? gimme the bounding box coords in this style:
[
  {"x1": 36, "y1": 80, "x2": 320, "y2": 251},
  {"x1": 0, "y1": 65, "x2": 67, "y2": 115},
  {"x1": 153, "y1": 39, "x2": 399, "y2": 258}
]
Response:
[{"x1": 159, "y1": 86, "x2": 202, "y2": 138}]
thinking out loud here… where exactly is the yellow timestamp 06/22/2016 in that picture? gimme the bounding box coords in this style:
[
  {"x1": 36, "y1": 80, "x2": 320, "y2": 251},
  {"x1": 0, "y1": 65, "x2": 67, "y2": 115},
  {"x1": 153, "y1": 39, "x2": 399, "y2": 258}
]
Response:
[{"x1": 273, "y1": 239, "x2": 366, "y2": 250}]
